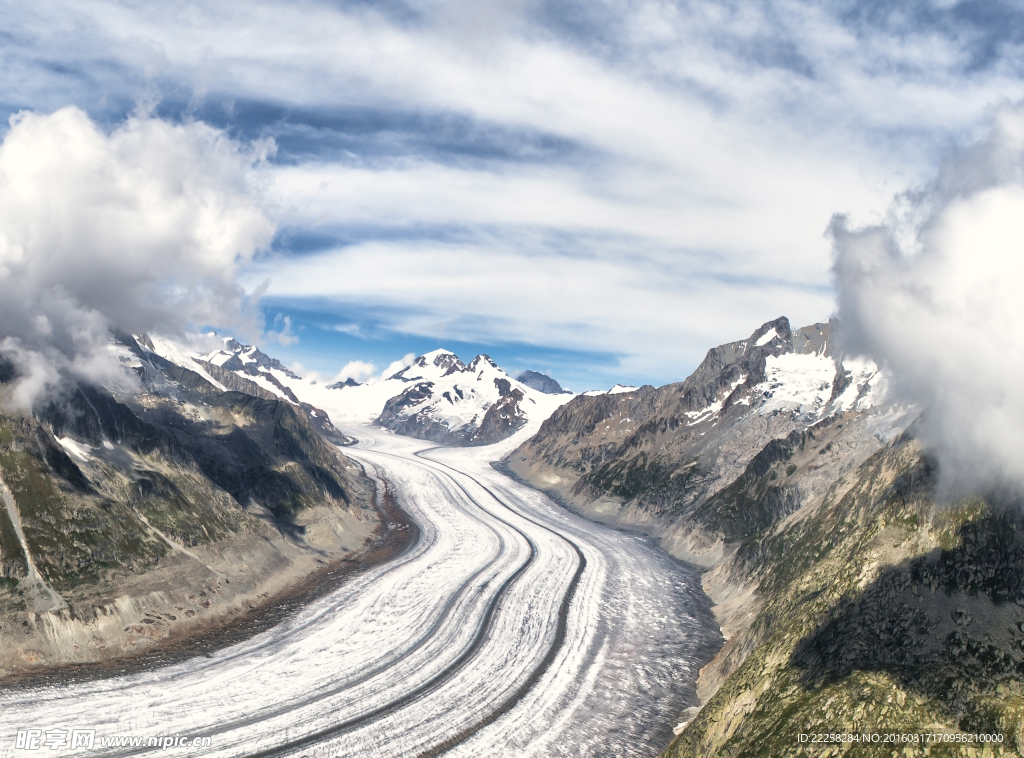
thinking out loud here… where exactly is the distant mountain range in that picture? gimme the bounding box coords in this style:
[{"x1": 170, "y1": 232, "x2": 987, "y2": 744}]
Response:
[{"x1": 154, "y1": 339, "x2": 575, "y2": 447}]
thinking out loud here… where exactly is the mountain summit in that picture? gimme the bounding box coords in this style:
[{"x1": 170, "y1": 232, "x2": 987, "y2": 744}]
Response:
[
  {"x1": 376, "y1": 350, "x2": 570, "y2": 445},
  {"x1": 506, "y1": 316, "x2": 907, "y2": 565}
]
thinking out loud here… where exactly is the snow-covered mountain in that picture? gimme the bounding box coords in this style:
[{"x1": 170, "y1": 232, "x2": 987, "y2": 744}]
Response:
[
  {"x1": 144, "y1": 339, "x2": 573, "y2": 446},
  {"x1": 583, "y1": 384, "x2": 640, "y2": 397},
  {"x1": 375, "y1": 350, "x2": 571, "y2": 445}
]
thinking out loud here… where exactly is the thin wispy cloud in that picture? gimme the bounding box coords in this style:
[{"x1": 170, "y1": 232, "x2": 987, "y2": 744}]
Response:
[{"x1": 2, "y1": 0, "x2": 1023, "y2": 387}]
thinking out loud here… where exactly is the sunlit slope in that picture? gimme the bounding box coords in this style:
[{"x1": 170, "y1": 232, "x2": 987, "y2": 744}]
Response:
[
  {"x1": 507, "y1": 316, "x2": 911, "y2": 567},
  {"x1": 664, "y1": 432, "x2": 1024, "y2": 757}
]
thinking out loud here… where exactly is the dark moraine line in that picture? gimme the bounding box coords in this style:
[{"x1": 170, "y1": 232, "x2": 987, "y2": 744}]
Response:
[
  {"x1": 410, "y1": 451, "x2": 588, "y2": 757},
  {"x1": 241, "y1": 454, "x2": 545, "y2": 758},
  {"x1": 105, "y1": 462, "x2": 510, "y2": 758},
  {"x1": 417, "y1": 544, "x2": 586, "y2": 758}
]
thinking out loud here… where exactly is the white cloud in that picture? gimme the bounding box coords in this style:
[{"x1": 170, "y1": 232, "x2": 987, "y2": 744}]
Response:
[
  {"x1": 331, "y1": 323, "x2": 362, "y2": 337},
  {"x1": 248, "y1": 235, "x2": 830, "y2": 380},
  {"x1": 3, "y1": 1, "x2": 1024, "y2": 383},
  {"x1": 0, "y1": 106, "x2": 274, "y2": 407},
  {"x1": 833, "y1": 103, "x2": 1024, "y2": 496},
  {"x1": 381, "y1": 354, "x2": 416, "y2": 381},
  {"x1": 333, "y1": 360, "x2": 377, "y2": 384}
]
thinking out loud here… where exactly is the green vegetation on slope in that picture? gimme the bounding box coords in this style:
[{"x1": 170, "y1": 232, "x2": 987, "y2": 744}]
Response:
[
  {"x1": 665, "y1": 436, "x2": 1024, "y2": 757},
  {"x1": 0, "y1": 340, "x2": 372, "y2": 617}
]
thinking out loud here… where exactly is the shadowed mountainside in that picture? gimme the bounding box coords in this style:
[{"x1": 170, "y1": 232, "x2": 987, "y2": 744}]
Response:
[{"x1": 0, "y1": 334, "x2": 382, "y2": 677}]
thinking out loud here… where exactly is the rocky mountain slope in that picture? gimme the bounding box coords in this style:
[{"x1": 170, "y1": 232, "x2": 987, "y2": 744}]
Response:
[
  {"x1": 506, "y1": 317, "x2": 910, "y2": 565},
  {"x1": 665, "y1": 431, "x2": 1024, "y2": 756},
  {"x1": 0, "y1": 334, "x2": 386, "y2": 678},
  {"x1": 508, "y1": 316, "x2": 1024, "y2": 754},
  {"x1": 375, "y1": 350, "x2": 571, "y2": 445}
]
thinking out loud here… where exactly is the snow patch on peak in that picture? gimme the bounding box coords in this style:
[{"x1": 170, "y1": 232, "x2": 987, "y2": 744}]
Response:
[
  {"x1": 468, "y1": 354, "x2": 499, "y2": 371},
  {"x1": 832, "y1": 356, "x2": 888, "y2": 413},
  {"x1": 584, "y1": 384, "x2": 640, "y2": 397},
  {"x1": 57, "y1": 437, "x2": 94, "y2": 463},
  {"x1": 755, "y1": 327, "x2": 778, "y2": 347},
  {"x1": 142, "y1": 335, "x2": 228, "y2": 391},
  {"x1": 608, "y1": 384, "x2": 639, "y2": 395},
  {"x1": 757, "y1": 353, "x2": 835, "y2": 421},
  {"x1": 686, "y1": 375, "x2": 747, "y2": 425}
]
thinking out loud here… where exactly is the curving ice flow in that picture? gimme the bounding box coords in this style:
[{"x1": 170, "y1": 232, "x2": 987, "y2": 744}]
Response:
[{"x1": 1, "y1": 427, "x2": 720, "y2": 758}]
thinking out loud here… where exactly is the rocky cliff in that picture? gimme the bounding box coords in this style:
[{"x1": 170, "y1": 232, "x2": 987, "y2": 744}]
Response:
[{"x1": 506, "y1": 317, "x2": 908, "y2": 566}]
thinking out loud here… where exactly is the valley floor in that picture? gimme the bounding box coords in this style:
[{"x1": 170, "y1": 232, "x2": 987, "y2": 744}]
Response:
[{"x1": 1, "y1": 425, "x2": 722, "y2": 757}]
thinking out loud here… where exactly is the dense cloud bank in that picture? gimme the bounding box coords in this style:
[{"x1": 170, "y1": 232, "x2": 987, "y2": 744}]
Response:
[
  {"x1": 0, "y1": 107, "x2": 274, "y2": 408},
  {"x1": 832, "y1": 104, "x2": 1024, "y2": 497}
]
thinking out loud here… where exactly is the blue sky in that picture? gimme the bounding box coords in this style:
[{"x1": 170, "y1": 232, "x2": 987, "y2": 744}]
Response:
[{"x1": 3, "y1": 0, "x2": 1024, "y2": 390}]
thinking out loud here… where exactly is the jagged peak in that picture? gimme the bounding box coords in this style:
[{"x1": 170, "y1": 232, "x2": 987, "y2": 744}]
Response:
[
  {"x1": 201, "y1": 336, "x2": 301, "y2": 380},
  {"x1": 134, "y1": 333, "x2": 156, "y2": 352},
  {"x1": 747, "y1": 317, "x2": 791, "y2": 349},
  {"x1": 468, "y1": 354, "x2": 499, "y2": 372},
  {"x1": 412, "y1": 349, "x2": 464, "y2": 372}
]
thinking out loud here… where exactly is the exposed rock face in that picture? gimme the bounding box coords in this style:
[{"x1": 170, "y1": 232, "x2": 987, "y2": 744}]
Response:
[
  {"x1": 516, "y1": 370, "x2": 566, "y2": 394},
  {"x1": 471, "y1": 380, "x2": 527, "y2": 445},
  {"x1": 507, "y1": 317, "x2": 906, "y2": 566},
  {"x1": 0, "y1": 333, "x2": 381, "y2": 676},
  {"x1": 194, "y1": 357, "x2": 353, "y2": 445}
]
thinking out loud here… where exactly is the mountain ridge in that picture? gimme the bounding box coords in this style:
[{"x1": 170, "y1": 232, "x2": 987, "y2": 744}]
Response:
[
  {"x1": 0, "y1": 332, "x2": 392, "y2": 679},
  {"x1": 155, "y1": 339, "x2": 575, "y2": 447},
  {"x1": 503, "y1": 315, "x2": 1024, "y2": 755}
]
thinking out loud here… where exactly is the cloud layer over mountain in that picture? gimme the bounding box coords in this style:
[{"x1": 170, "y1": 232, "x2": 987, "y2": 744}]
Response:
[
  {"x1": 0, "y1": 107, "x2": 273, "y2": 408},
  {"x1": 833, "y1": 104, "x2": 1024, "y2": 496}
]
